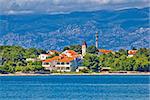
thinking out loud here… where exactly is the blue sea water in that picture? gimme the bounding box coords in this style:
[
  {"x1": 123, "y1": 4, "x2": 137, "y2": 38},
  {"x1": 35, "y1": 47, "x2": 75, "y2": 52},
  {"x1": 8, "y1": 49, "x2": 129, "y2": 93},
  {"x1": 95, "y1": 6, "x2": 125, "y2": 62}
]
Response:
[{"x1": 0, "y1": 75, "x2": 149, "y2": 100}]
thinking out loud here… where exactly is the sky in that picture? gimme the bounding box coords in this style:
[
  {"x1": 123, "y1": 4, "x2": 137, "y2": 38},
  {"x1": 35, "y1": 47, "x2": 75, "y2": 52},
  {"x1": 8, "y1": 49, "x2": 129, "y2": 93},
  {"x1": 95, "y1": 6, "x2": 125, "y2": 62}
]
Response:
[{"x1": 0, "y1": 0, "x2": 149, "y2": 14}]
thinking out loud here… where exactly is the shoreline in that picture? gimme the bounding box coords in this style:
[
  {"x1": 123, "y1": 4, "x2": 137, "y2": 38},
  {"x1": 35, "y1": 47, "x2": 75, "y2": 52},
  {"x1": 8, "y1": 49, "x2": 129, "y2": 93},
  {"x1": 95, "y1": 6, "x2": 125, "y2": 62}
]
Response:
[{"x1": 0, "y1": 72, "x2": 150, "y2": 76}]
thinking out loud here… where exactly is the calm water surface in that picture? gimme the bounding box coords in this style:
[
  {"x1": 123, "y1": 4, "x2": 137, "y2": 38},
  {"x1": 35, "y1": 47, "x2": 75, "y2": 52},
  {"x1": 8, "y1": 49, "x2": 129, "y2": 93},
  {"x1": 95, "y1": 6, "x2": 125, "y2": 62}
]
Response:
[{"x1": 0, "y1": 75, "x2": 149, "y2": 100}]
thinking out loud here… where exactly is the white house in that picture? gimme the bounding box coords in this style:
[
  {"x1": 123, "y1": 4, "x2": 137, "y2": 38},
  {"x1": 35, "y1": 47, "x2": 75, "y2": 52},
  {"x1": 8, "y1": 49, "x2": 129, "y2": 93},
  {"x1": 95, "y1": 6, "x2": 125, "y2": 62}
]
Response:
[
  {"x1": 127, "y1": 50, "x2": 137, "y2": 57},
  {"x1": 42, "y1": 56, "x2": 60, "y2": 70},
  {"x1": 42, "y1": 50, "x2": 82, "y2": 72}
]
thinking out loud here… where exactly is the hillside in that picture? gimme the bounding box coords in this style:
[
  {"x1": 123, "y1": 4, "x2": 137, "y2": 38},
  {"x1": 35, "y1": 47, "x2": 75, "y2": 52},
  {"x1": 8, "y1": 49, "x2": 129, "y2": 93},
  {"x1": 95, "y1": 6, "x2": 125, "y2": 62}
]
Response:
[{"x1": 0, "y1": 7, "x2": 149, "y2": 50}]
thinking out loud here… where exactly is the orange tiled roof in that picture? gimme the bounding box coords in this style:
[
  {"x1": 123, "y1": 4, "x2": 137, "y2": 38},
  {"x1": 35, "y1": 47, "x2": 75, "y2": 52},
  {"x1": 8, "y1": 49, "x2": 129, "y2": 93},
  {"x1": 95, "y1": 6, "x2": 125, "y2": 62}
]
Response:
[
  {"x1": 99, "y1": 49, "x2": 112, "y2": 54},
  {"x1": 43, "y1": 56, "x2": 60, "y2": 63},
  {"x1": 43, "y1": 55, "x2": 78, "y2": 63},
  {"x1": 43, "y1": 50, "x2": 80, "y2": 63},
  {"x1": 128, "y1": 50, "x2": 137, "y2": 55},
  {"x1": 66, "y1": 50, "x2": 78, "y2": 55},
  {"x1": 58, "y1": 57, "x2": 75, "y2": 63}
]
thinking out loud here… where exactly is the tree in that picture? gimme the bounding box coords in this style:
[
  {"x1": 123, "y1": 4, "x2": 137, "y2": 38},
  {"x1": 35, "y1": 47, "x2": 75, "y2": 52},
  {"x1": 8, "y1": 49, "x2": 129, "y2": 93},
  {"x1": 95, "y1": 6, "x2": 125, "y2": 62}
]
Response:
[
  {"x1": 63, "y1": 45, "x2": 82, "y2": 54},
  {"x1": 118, "y1": 49, "x2": 128, "y2": 55},
  {"x1": 0, "y1": 46, "x2": 45, "y2": 73},
  {"x1": 136, "y1": 48, "x2": 150, "y2": 57},
  {"x1": 70, "y1": 45, "x2": 82, "y2": 54},
  {"x1": 25, "y1": 48, "x2": 39, "y2": 58},
  {"x1": 15, "y1": 66, "x2": 23, "y2": 72},
  {"x1": 3, "y1": 65, "x2": 15, "y2": 73},
  {"x1": 87, "y1": 45, "x2": 99, "y2": 54},
  {"x1": 132, "y1": 47, "x2": 137, "y2": 50},
  {"x1": 83, "y1": 53, "x2": 100, "y2": 72},
  {"x1": 63, "y1": 46, "x2": 70, "y2": 51}
]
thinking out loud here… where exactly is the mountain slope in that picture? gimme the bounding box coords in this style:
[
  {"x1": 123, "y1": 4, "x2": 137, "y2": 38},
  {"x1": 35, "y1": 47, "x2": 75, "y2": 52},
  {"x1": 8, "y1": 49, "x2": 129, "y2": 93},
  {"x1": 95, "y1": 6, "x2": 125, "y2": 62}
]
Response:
[{"x1": 0, "y1": 7, "x2": 149, "y2": 50}]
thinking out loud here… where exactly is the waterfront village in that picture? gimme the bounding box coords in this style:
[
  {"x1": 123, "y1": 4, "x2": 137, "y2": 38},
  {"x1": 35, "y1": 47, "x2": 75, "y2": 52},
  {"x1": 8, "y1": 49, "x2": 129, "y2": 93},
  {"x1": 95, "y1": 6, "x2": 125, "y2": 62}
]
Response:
[
  {"x1": 38, "y1": 43, "x2": 137, "y2": 73},
  {"x1": 25, "y1": 32, "x2": 140, "y2": 73},
  {"x1": 0, "y1": 32, "x2": 149, "y2": 75}
]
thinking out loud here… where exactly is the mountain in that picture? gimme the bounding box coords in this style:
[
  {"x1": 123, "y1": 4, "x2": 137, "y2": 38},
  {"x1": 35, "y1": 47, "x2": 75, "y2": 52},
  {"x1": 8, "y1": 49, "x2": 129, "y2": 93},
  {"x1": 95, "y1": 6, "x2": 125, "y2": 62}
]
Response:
[{"x1": 0, "y1": 7, "x2": 149, "y2": 51}]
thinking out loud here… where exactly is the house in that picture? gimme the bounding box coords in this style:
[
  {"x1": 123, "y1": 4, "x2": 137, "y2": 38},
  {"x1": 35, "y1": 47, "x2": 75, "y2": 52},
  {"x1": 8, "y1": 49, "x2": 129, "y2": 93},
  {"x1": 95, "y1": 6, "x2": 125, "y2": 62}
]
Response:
[
  {"x1": 42, "y1": 56, "x2": 60, "y2": 70},
  {"x1": 55, "y1": 56, "x2": 80, "y2": 72},
  {"x1": 62, "y1": 50, "x2": 78, "y2": 57},
  {"x1": 39, "y1": 54, "x2": 51, "y2": 60},
  {"x1": 42, "y1": 50, "x2": 82, "y2": 72},
  {"x1": 128, "y1": 50, "x2": 137, "y2": 57},
  {"x1": 98, "y1": 49, "x2": 112, "y2": 55},
  {"x1": 62, "y1": 50, "x2": 82, "y2": 59}
]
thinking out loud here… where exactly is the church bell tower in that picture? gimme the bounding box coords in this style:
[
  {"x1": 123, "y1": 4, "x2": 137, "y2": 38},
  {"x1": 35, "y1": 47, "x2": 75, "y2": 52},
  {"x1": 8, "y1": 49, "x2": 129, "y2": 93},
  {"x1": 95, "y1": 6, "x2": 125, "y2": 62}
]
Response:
[{"x1": 82, "y1": 41, "x2": 87, "y2": 56}]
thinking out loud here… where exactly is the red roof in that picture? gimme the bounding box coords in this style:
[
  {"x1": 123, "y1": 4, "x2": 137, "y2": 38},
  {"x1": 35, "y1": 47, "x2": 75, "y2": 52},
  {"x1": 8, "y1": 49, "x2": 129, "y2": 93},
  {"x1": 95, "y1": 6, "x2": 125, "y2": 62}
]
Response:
[
  {"x1": 43, "y1": 50, "x2": 80, "y2": 63},
  {"x1": 99, "y1": 49, "x2": 112, "y2": 54},
  {"x1": 66, "y1": 50, "x2": 78, "y2": 55},
  {"x1": 128, "y1": 50, "x2": 137, "y2": 55},
  {"x1": 58, "y1": 57, "x2": 75, "y2": 63},
  {"x1": 43, "y1": 56, "x2": 60, "y2": 63}
]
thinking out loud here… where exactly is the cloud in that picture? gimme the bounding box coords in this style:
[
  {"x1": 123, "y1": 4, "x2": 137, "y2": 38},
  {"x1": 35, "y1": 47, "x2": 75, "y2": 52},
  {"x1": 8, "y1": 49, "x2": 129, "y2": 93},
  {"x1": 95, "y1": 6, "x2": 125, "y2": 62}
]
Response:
[{"x1": 0, "y1": 0, "x2": 149, "y2": 14}]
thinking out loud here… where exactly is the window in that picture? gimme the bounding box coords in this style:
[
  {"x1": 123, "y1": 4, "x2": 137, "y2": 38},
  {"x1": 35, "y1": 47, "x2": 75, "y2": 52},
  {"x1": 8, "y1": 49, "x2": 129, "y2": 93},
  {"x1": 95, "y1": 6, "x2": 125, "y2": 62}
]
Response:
[
  {"x1": 57, "y1": 62, "x2": 60, "y2": 65},
  {"x1": 61, "y1": 62, "x2": 64, "y2": 65},
  {"x1": 66, "y1": 67, "x2": 70, "y2": 70},
  {"x1": 66, "y1": 62, "x2": 69, "y2": 65},
  {"x1": 44, "y1": 63, "x2": 49, "y2": 65}
]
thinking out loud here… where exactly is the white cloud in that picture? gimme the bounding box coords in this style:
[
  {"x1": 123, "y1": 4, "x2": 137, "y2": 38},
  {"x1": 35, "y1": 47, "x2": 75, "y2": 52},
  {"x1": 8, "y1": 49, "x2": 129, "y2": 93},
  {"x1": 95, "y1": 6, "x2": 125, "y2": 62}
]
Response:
[{"x1": 0, "y1": 0, "x2": 149, "y2": 14}]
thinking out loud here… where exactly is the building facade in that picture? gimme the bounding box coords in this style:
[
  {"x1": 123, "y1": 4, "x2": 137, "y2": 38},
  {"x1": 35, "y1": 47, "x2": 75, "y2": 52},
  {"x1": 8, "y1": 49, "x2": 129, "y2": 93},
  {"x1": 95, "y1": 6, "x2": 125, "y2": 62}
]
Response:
[{"x1": 82, "y1": 41, "x2": 87, "y2": 56}]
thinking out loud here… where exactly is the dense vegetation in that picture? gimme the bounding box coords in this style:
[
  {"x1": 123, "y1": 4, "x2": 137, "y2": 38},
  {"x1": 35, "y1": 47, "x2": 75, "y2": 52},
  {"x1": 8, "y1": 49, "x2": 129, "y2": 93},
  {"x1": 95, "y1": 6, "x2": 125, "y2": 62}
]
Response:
[
  {"x1": 0, "y1": 46, "x2": 46, "y2": 73},
  {"x1": 83, "y1": 48, "x2": 150, "y2": 72}
]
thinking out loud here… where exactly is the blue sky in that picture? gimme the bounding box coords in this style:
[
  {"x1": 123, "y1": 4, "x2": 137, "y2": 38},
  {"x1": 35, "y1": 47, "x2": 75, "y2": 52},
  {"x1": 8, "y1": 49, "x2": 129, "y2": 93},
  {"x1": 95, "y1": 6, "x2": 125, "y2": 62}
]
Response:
[{"x1": 0, "y1": 0, "x2": 149, "y2": 14}]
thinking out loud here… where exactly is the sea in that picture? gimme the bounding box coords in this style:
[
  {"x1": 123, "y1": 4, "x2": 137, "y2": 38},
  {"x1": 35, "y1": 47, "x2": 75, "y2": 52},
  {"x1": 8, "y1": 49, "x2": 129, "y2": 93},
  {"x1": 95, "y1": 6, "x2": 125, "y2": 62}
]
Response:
[{"x1": 0, "y1": 75, "x2": 149, "y2": 100}]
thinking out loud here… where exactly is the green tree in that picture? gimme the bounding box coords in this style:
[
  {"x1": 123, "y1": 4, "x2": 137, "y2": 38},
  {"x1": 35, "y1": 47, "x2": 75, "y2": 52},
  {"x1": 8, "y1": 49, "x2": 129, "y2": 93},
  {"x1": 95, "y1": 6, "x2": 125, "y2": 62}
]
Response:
[
  {"x1": 118, "y1": 49, "x2": 128, "y2": 55},
  {"x1": 63, "y1": 46, "x2": 70, "y2": 51},
  {"x1": 15, "y1": 66, "x2": 23, "y2": 72},
  {"x1": 83, "y1": 53, "x2": 100, "y2": 72},
  {"x1": 70, "y1": 45, "x2": 82, "y2": 54},
  {"x1": 63, "y1": 45, "x2": 82, "y2": 54},
  {"x1": 87, "y1": 45, "x2": 99, "y2": 54}
]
